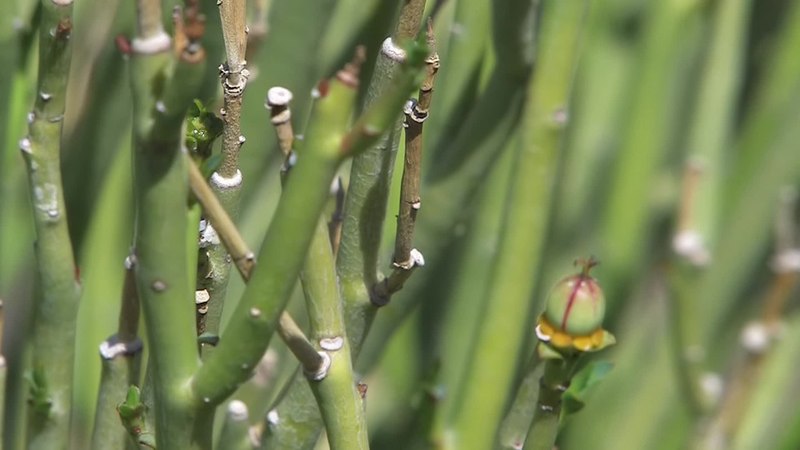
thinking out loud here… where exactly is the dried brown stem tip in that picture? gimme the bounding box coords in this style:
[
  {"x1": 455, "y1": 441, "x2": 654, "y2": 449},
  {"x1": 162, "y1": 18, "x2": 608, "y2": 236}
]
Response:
[
  {"x1": 172, "y1": 5, "x2": 206, "y2": 63},
  {"x1": 336, "y1": 46, "x2": 367, "y2": 89},
  {"x1": 266, "y1": 87, "x2": 294, "y2": 156},
  {"x1": 672, "y1": 159, "x2": 710, "y2": 266},
  {"x1": 574, "y1": 256, "x2": 599, "y2": 277}
]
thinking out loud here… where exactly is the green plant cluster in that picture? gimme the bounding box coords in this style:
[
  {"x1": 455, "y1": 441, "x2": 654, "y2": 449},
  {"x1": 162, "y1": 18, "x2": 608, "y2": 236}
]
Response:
[{"x1": 0, "y1": 0, "x2": 799, "y2": 449}]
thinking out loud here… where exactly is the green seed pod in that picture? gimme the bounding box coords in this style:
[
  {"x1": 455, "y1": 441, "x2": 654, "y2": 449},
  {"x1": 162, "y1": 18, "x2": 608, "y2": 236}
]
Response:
[{"x1": 544, "y1": 258, "x2": 606, "y2": 336}]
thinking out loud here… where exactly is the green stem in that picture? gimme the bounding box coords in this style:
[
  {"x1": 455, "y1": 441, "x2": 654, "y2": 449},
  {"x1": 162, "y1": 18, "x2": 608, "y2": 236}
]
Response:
[
  {"x1": 337, "y1": 0, "x2": 426, "y2": 349},
  {"x1": 259, "y1": 47, "x2": 427, "y2": 448},
  {"x1": 129, "y1": 2, "x2": 206, "y2": 447},
  {"x1": 674, "y1": 0, "x2": 752, "y2": 264},
  {"x1": 600, "y1": 0, "x2": 703, "y2": 310},
  {"x1": 197, "y1": 181, "x2": 239, "y2": 359},
  {"x1": 430, "y1": 141, "x2": 516, "y2": 449},
  {"x1": 186, "y1": 154, "x2": 322, "y2": 370},
  {"x1": 522, "y1": 356, "x2": 576, "y2": 450},
  {"x1": 667, "y1": 3, "x2": 752, "y2": 407},
  {"x1": 304, "y1": 218, "x2": 369, "y2": 450},
  {"x1": 450, "y1": 1, "x2": 587, "y2": 448},
  {"x1": 20, "y1": 1, "x2": 81, "y2": 448},
  {"x1": 497, "y1": 355, "x2": 543, "y2": 449},
  {"x1": 90, "y1": 258, "x2": 143, "y2": 450},
  {"x1": 191, "y1": 68, "x2": 356, "y2": 407}
]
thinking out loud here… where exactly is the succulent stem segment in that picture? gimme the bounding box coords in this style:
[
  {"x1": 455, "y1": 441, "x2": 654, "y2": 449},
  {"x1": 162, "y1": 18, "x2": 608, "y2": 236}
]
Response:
[
  {"x1": 302, "y1": 215, "x2": 369, "y2": 450},
  {"x1": 260, "y1": 46, "x2": 428, "y2": 448},
  {"x1": 337, "y1": 0, "x2": 427, "y2": 349},
  {"x1": 196, "y1": 0, "x2": 249, "y2": 360},
  {"x1": 450, "y1": 1, "x2": 591, "y2": 448},
  {"x1": 90, "y1": 256, "x2": 144, "y2": 450},
  {"x1": 20, "y1": 1, "x2": 81, "y2": 448},
  {"x1": 129, "y1": 0, "x2": 207, "y2": 447},
  {"x1": 186, "y1": 155, "x2": 323, "y2": 374},
  {"x1": 192, "y1": 42, "x2": 427, "y2": 407}
]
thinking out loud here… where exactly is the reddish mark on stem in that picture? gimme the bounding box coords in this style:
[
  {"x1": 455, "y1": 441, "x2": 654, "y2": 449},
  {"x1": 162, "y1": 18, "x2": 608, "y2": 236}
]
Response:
[
  {"x1": 55, "y1": 18, "x2": 72, "y2": 39},
  {"x1": 316, "y1": 79, "x2": 330, "y2": 98},
  {"x1": 561, "y1": 275, "x2": 585, "y2": 330},
  {"x1": 357, "y1": 382, "x2": 368, "y2": 399},
  {"x1": 115, "y1": 35, "x2": 132, "y2": 55}
]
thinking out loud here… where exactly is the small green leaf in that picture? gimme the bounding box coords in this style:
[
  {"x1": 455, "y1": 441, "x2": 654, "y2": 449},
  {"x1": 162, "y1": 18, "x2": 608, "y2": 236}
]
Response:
[
  {"x1": 185, "y1": 99, "x2": 224, "y2": 159},
  {"x1": 117, "y1": 385, "x2": 144, "y2": 419},
  {"x1": 562, "y1": 361, "x2": 614, "y2": 416},
  {"x1": 26, "y1": 366, "x2": 52, "y2": 414}
]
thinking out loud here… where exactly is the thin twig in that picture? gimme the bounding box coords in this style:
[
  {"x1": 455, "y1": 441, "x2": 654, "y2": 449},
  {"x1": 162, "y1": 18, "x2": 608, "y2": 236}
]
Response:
[
  {"x1": 375, "y1": 20, "x2": 439, "y2": 305},
  {"x1": 336, "y1": 0, "x2": 427, "y2": 352},
  {"x1": 186, "y1": 154, "x2": 324, "y2": 375},
  {"x1": 90, "y1": 255, "x2": 144, "y2": 450}
]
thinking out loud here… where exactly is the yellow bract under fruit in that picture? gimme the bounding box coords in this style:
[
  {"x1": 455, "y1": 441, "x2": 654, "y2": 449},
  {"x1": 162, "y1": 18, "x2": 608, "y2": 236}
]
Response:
[{"x1": 535, "y1": 315, "x2": 607, "y2": 352}]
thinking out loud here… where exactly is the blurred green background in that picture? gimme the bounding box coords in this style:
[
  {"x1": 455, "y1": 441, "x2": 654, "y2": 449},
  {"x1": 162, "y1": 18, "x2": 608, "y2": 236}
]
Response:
[{"x1": 2, "y1": 0, "x2": 800, "y2": 449}]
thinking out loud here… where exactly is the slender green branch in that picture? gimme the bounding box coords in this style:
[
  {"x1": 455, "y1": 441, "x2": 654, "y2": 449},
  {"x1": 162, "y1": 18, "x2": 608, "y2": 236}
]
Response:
[
  {"x1": 303, "y1": 217, "x2": 369, "y2": 450},
  {"x1": 91, "y1": 255, "x2": 144, "y2": 450},
  {"x1": 337, "y1": 0, "x2": 427, "y2": 348},
  {"x1": 191, "y1": 76, "x2": 349, "y2": 406},
  {"x1": 667, "y1": 1, "x2": 751, "y2": 415},
  {"x1": 20, "y1": 1, "x2": 81, "y2": 447},
  {"x1": 522, "y1": 356, "x2": 577, "y2": 450},
  {"x1": 196, "y1": 174, "x2": 239, "y2": 360},
  {"x1": 186, "y1": 153, "x2": 323, "y2": 372},
  {"x1": 196, "y1": 0, "x2": 249, "y2": 360},
  {"x1": 673, "y1": 0, "x2": 751, "y2": 266},
  {"x1": 187, "y1": 156, "x2": 255, "y2": 273},
  {"x1": 129, "y1": 1, "x2": 207, "y2": 446},
  {"x1": 600, "y1": 0, "x2": 703, "y2": 311},
  {"x1": 261, "y1": 41, "x2": 427, "y2": 450},
  {"x1": 451, "y1": 1, "x2": 588, "y2": 448},
  {"x1": 191, "y1": 34, "x2": 424, "y2": 410},
  {"x1": 498, "y1": 355, "x2": 543, "y2": 449}
]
